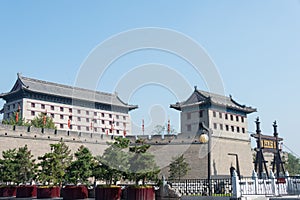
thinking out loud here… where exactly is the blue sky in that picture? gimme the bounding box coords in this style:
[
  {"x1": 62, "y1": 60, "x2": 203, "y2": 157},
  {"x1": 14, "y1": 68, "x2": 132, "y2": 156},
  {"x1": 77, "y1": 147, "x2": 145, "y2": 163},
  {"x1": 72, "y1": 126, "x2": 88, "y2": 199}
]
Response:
[{"x1": 0, "y1": 1, "x2": 300, "y2": 155}]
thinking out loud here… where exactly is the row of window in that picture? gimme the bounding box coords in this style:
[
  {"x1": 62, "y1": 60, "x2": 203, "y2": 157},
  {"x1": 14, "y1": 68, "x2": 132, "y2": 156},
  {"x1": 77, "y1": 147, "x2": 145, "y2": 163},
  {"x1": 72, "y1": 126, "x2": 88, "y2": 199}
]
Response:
[
  {"x1": 30, "y1": 111, "x2": 125, "y2": 126},
  {"x1": 29, "y1": 103, "x2": 126, "y2": 120},
  {"x1": 213, "y1": 123, "x2": 245, "y2": 133},
  {"x1": 60, "y1": 124, "x2": 125, "y2": 134},
  {"x1": 186, "y1": 110, "x2": 245, "y2": 123},
  {"x1": 212, "y1": 111, "x2": 244, "y2": 122},
  {"x1": 186, "y1": 123, "x2": 245, "y2": 133}
]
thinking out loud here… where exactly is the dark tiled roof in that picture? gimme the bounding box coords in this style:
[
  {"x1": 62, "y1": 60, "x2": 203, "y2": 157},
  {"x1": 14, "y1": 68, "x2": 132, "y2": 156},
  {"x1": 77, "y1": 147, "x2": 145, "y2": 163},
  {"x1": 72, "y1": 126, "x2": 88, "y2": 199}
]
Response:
[
  {"x1": 170, "y1": 87, "x2": 256, "y2": 113},
  {"x1": 1, "y1": 74, "x2": 137, "y2": 110}
]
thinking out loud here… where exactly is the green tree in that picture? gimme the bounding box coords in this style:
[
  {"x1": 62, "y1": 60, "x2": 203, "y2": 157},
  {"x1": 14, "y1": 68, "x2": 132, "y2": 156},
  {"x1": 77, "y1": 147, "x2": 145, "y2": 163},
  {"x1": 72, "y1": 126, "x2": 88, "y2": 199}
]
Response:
[
  {"x1": 128, "y1": 139, "x2": 160, "y2": 185},
  {"x1": 65, "y1": 146, "x2": 95, "y2": 185},
  {"x1": 2, "y1": 111, "x2": 29, "y2": 126},
  {"x1": 14, "y1": 145, "x2": 37, "y2": 184},
  {"x1": 168, "y1": 154, "x2": 190, "y2": 180},
  {"x1": 0, "y1": 148, "x2": 18, "y2": 184},
  {"x1": 95, "y1": 137, "x2": 130, "y2": 185},
  {"x1": 38, "y1": 142, "x2": 72, "y2": 186},
  {"x1": 30, "y1": 112, "x2": 56, "y2": 129},
  {"x1": 152, "y1": 124, "x2": 176, "y2": 135},
  {"x1": 285, "y1": 152, "x2": 300, "y2": 176}
]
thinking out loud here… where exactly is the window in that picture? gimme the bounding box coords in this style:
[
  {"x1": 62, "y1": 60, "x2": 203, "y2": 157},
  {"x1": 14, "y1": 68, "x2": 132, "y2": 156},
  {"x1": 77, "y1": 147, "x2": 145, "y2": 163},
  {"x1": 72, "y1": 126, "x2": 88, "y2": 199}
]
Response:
[
  {"x1": 230, "y1": 115, "x2": 234, "y2": 121},
  {"x1": 60, "y1": 115, "x2": 64, "y2": 119},
  {"x1": 31, "y1": 103, "x2": 35, "y2": 108},
  {"x1": 86, "y1": 118, "x2": 89, "y2": 122},
  {"x1": 60, "y1": 107, "x2": 64, "y2": 112},
  {"x1": 116, "y1": 115, "x2": 119, "y2": 119},
  {"x1": 220, "y1": 124, "x2": 223, "y2": 130},
  {"x1": 13, "y1": 104, "x2": 16, "y2": 109},
  {"x1": 102, "y1": 120, "x2": 105, "y2": 124},
  {"x1": 225, "y1": 114, "x2": 228, "y2": 120},
  {"x1": 123, "y1": 116, "x2": 126, "y2": 120},
  {"x1": 78, "y1": 126, "x2": 81, "y2": 131},
  {"x1": 219, "y1": 112, "x2": 222, "y2": 118},
  {"x1": 187, "y1": 113, "x2": 191, "y2": 120},
  {"x1": 187, "y1": 124, "x2": 191, "y2": 131},
  {"x1": 102, "y1": 128, "x2": 105, "y2": 133},
  {"x1": 199, "y1": 110, "x2": 203, "y2": 118},
  {"x1": 242, "y1": 128, "x2": 245, "y2": 133},
  {"x1": 31, "y1": 111, "x2": 35, "y2": 116},
  {"x1": 109, "y1": 121, "x2": 112, "y2": 125},
  {"x1": 86, "y1": 111, "x2": 89, "y2": 115},
  {"x1": 69, "y1": 125, "x2": 73, "y2": 130},
  {"x1": 213, "y1": 111, "x2": 216, "y2": 117},
  {"x1": 109, "y1": 129, "x2": 112, "y2": 133},
  {"x1": 94, "y1": 128, "x2": 97, "y2": 132},
  {"x1": 236, "y1": 116, "x2": 239, "y2": 122},
  {"x1": 116, "y1": 122, "x2": 119, "y2": 126},
  {"x1": 77, "y1": 117, "x2": 81, "y2": 121},
  {"x1": 94, "y1": 112, "x2": 97, "y2": 116},
  {"x1": 69, "y1": 108, "x2": 72, "y2": 113},
  {"x1": 241, "y1": 117, "x2": 244, "y2": 123},
  {"x1": 101, "y1": 113, "x2": 105, "y2": 117},
  {"x1": 86, "y1": 127, "x2": 89, "y2": 131},
  {"x1": 51, "y1": 113, "x2": 54, "y2": 118},
  {"x1": 60, "y1": 124, "x2": 64, "y2": 129},
  {"x1": 117, "y1": 130, "x2": 120, "y2": 134},
  {"x1": 225, "y1": 125, "x2": 229, "y2": 131},
  {"x1": 69, "y1": 116, "x2": 72, "y2": 120},
  {"x1": 213, "y1": 123, "x2": 217, "y2": 129},
  {"x1": 109, "y1": 114, "x2": 112, "y2": 118},
  {"x1": 51, "y1": 106, "x2": 54, "y2": 110},
  {"x1": 231, "y1": 126, "x2": 234, "y2": 132},
  {"x1": 77, "y1": 110, "x2": 81, "y2": 114},
  {"x1": 237, "y1": 127, "x2": 240, "y2": 133},
  {"x1": 41, "y1": 104, "x2": 45, "y2": 109},
  {"x1": 7, "y1": 105, "x2": 10, "y2": 110}
]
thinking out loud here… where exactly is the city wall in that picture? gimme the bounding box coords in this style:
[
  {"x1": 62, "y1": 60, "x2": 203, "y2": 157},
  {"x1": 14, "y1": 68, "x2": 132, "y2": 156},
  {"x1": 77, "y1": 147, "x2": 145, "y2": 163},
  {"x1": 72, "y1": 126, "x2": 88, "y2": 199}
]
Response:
[{"x1": 0, "y1": 124, "x2": 253, "y2": 178}]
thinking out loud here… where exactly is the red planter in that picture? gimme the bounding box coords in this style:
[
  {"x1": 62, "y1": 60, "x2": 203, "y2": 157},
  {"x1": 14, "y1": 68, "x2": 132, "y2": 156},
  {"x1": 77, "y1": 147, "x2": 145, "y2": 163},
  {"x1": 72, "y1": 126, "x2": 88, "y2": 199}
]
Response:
[
  {"x1": 95, "y1": 186, "x2": 121, "y2": 200},
  {"x1": 126, "y1": 186, "x2": 155, "y2": 200},
  {"x1": 16, "y1": 185, "x2": 37, "y2": 198},
  {"x1": 0, "y1": 186, "x2": 17, "y2": 197},
  {"x1": 62, "y1": 185, "x2": 88, "y2": 200},
  {"x1": 37, "y1": 186, "x2": 61, "y2": 199}
]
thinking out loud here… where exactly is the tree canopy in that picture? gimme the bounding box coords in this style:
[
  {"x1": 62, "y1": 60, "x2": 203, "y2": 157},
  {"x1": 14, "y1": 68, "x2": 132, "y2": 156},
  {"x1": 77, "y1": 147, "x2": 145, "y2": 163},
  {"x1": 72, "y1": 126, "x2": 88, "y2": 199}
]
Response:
[
  {"x1": 38, "y1": 142, "x2": 72, "y2": 185},
  {"x1": 285, "y1": 152, "x2": 300, "y2": 176},
  {"x1": 65, "y1": 145, "x2": 95, "y2": 185},
  {"x1": 30, "y1": 113, "x2": 56, "y2": 129},
  {"x1": 168, "y1": 154, "x2": 190, "y2": 180}
]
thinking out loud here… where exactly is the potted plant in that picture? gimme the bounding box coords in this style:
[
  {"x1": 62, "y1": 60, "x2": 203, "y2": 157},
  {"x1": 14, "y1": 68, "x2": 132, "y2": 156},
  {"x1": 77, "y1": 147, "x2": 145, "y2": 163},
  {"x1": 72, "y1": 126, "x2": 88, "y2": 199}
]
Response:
[
  {"x1": 125, "y1": 138, "x2": 160, "y2": 200},
  {"x1": 63, "y1": 145, "x2": 95, "y2": 200},
  {"x1": 94, "y1": 137, "x2": 130, "y2": 200},
  {"x1": 37, "y1": 142, "x2": 72, "y2": 199}
]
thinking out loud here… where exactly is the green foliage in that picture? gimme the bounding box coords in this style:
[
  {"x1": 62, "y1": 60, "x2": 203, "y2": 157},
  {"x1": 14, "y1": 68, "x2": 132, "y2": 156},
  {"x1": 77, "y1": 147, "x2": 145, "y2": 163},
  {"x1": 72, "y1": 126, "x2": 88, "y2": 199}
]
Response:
[
  {"x1": 168, "y1": 154, "x2": 190, "y2": 180},
  {"x1": 95, "y1": 137, "x2": 130, "y2": 185},
  {"x1": 2, "y1": 111, "x2": 29, "y2": 126},
  {"x1": 0, "y1": 145, "x2": 38, "y2": 184},
  {"x1": 30, "y1": 113, "x2": 56, "y2": 129},
  {"x1": 128, "y1": 139, "x2": 160, "y2": 185},
  {"x1": 65, "y1": 146, "x2": 95, "y2": 185},
  {"x1": 38, "y1": 142, "x2": 72, "y2": 185},
  {"x1": 285, "y1": 152, "x2": 300, "y2": 176},
  {"x1": 0, "y1": 148, "x2": 18, "y2": 184},
  {"x1": 152, "y1": 124, "x2": 176, "y2": 135},
  {"x1": 15, "y1": 145, "x2": 38, "y2": 184}
]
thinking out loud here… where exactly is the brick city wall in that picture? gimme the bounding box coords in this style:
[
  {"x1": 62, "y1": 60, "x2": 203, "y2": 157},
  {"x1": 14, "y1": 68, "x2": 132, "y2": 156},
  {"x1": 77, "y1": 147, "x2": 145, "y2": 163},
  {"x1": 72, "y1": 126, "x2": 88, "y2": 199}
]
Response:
[{"x1": 0, "y1": 124, "x2": 254, "y2": 178}]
